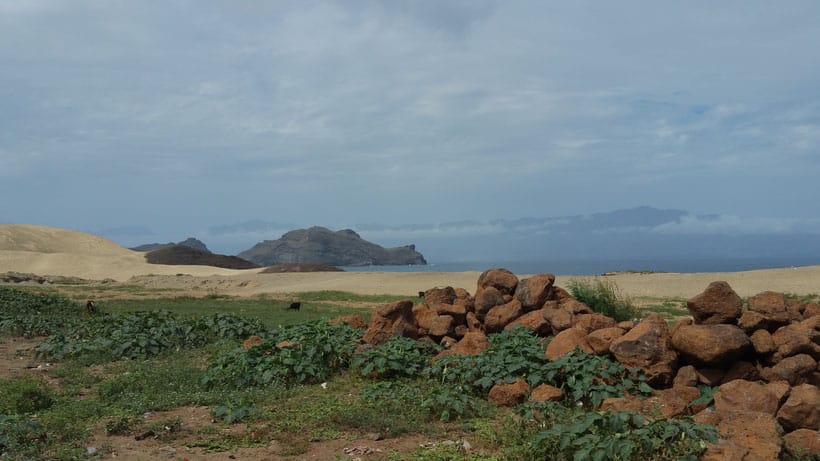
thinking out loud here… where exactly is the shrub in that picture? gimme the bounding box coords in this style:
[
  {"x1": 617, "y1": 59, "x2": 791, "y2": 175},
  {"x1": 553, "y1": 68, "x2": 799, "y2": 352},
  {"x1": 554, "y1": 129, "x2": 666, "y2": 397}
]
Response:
[
  {"x1": 0, "y1": 377, "x2": 54, "y2": 414},
  {"x1": 567, "y1": 279, "x2": 641, "y2": 322},
  {"x1": 352, "y1": 336, "x2": 441, "y2": 379}
]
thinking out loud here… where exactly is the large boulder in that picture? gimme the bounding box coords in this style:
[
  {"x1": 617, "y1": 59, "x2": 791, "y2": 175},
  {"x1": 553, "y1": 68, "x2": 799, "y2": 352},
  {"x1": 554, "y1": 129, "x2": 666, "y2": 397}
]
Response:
[
  {"x1": 473, "y1": 286, "x2": 507, "y2": 319},
  {"x1": 747, "y1": 291, "x2": 792, "y2": 328},
  {"x1": 609, "y1": 314, "x2": 678, "y2": 387},
  {"x1": 765, "y1": 354, "x2": 817, "y2": 385},
  {"x1": 573, "y1": 313, "x2": 617, "y2": 334},
  {"x1": 543, "y1": 306, "x2": 573, "y2": 333},
  {"x1": 686, "y1": 281, "x2": 743, "y2": 325},
  {"x1": 484, "y1": 299, "x2": 524, "y2": 333},
  {"x1": 477, "y1": 268, "x2": 519, "y2": 295},
  {"x1": 428, "y1": 315, "x2": 455, "y2": 338},
  {"x1": 713, "y1": 379, "x2": 780, "y2": 416},
  {"x1": 776, "y1": 384, "x2": 820, "y2": 432},
  {"x1": 514, "y1": 274, "x2": 555, "y2": 310},
  {"x1": 671, "y1": 324, "x2": 751, "y2": 366},
  {"x1": 771, "y1": 320, "x2": 820, "y2": 362},
  {"x1": 362, "y1": 300, "x2": 418, "y2": 345},
  {"x1": 423, "y1": 286, "x2": 457, "y2": 306},
  {"x1": 587, "y1": 327, "x2": 625, "y2": 355},
  {"x1": 504, "y1": 309, "x2": 552, "y2": 336},
  {"x1": 545, "y1": 328, "x2": 593, "y2": 360},
  {"x1": 749, "y1": 329, "x2": 776, "y2": 355},
  {"x1": 783, "y1": 429, "x2": 820, "y2": 459},
  {"x1": 696, "y1": 410, "x2": 783, "y2": 461}
]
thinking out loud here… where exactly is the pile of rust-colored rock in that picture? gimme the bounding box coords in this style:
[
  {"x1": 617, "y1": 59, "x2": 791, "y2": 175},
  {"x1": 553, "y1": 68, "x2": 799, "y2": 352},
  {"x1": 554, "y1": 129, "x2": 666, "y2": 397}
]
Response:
[{"x1": 360, "y1": 269, "x2": 820, "y2": 459}]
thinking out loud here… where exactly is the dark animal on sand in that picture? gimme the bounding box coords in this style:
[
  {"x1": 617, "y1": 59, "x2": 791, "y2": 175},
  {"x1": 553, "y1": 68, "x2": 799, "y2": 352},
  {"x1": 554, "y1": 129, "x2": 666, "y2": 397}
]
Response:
[
  {"x1": 85, "y1": 300, "x2": 97, "y2": 314},
  {"x1": 418, "y1": 291, "x2": 425, "y2": 298},
  {"x1": 287, "y1": 302, "x2": 301, "y2": 311}
]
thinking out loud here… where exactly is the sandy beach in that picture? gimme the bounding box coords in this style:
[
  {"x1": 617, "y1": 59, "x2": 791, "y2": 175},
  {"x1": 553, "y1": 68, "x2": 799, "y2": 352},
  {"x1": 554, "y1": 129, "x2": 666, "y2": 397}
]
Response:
[{"x1": 2, "y1": 224, "x2": 819, "y2": 299}]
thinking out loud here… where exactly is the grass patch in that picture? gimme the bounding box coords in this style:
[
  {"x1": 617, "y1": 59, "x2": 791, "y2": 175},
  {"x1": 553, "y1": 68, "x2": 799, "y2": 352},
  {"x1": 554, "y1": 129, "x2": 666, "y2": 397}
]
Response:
[
  {"x1": 641, "y1": 299, "x2": 690, "y2": 320},
  {"x1": 566, "y1": 278, "x2": 642, "y2": 322}
]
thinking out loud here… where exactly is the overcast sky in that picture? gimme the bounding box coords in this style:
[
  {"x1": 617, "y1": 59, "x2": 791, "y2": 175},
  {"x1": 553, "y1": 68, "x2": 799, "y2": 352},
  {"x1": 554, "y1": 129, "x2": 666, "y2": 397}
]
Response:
[{"x1": 2, "y1": 1, "x2": 819, "y2": 251}]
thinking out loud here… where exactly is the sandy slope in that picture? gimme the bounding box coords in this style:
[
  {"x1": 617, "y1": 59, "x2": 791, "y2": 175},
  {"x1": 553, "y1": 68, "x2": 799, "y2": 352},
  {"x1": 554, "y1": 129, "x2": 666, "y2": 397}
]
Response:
[{"x1": 2, "y1": 224, "x2": 819, "y2": 298}]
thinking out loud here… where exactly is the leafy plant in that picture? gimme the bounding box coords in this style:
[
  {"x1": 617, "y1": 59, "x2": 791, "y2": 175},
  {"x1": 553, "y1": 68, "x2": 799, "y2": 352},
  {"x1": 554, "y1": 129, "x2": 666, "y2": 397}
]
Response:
[
  {"x1": 212, "y1": 403, "x2": 256, "y2": 424},
  {"x1": 352, "y1": 336, "x2": 441, "y2": 378},
  {"x1": 530, "y1": 410, "x2": 716, "y2": 461},
  {"x1": 567, "y1": 279, "x2": 642, "y2": 322},
  {"x1": 0, "y1": 376, "x2": 55, "y2": 414}
]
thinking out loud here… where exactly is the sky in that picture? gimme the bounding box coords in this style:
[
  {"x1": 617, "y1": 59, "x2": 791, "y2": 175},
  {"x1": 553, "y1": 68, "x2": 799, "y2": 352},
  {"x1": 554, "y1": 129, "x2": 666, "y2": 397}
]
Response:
[{"x1": 1, "y1": 1, "x2": 819, "y2": 254}]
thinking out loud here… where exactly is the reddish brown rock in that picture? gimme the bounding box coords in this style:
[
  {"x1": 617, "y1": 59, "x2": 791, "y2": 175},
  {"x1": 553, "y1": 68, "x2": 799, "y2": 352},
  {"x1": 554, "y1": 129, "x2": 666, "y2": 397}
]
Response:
[
  {"x1": 545, "y1": 328, "x2": 593, "y2": 360},
  {"x1": 749, "y1": 329, "x2": 776, "y2": 355},
  {"x1": 412, "y1": 303, "x2": 438, "y2": 332},
  {"x1": 573, "y1": 313, "x2": 617, "y2": 334},
  {"x1": 671, "y1": 324, "x2": 751, "y2": 366},
  {"x1": 477, "y1": 268, "x2": 519, "y2": 295},
  {"x1": 551, "y1": 286, "x2": 573, "y2": 302},
  {"x1": 687, "y1": 281, "x2": 743, "y2": 325},
  {"x1": 362, "y1": 300, "x2": 418, "y2": 345},
  {"x1": 454, "y1": 324, "x2": 468, "y2": 338},
  {"x1": 466, "y1": 311, "x2": 483, "y2": 332},
  {"x1": 514, "y1": 274, "x2": 555, "y2": 310},
  {"x1": 504, "y1": 309, "x2": 551, "y2": 336},
  {"x1": 587, "y1": 327, "x2": 625, "y2": 355},
  {"x1": 617, "y1": 320, "x2": 635, "y2": 330},
  {"x1": 609, "y1": 314, "x2": 678, "y2": 387},
  {"x1": 328, "y1": 314, "x2": 368, "y2": 329},
  {"x1": 765, "y1": 380, "x2": 791, "y2": 405},
  {"x1": 714, "y1": 411, "x2": 783, "y2": 461},
  {"x1": 738, "y1": 310, "x2": 769, "y2": 332},
  {"x1": 559, "y1": 298, "x2": 593, "y2": 315},
  {"x1": 484, "y1": 299, "x2": 524, "y2": 333},
  {"x1": 673, "y1": 365, "x2": 699, "y2": 388},
  {"x1": 803, "y1": 302, "x2": 820, "y2": 319},
  {"x1": 722, "y1": 361, "x2": 761, "y2": 383},
  {"x1": 487, "y1": 378, "x2": 530, "y2": 406},
  {"x1": 529, "y1": 384, "x2": 564, "y2": 403},
  {"x1": 423, "y1": 286, "x2": 457, "y2": 307},
  {"x1": 428, "y1": 315, "x2": 455, "y2": 338},
  {"x1": 783, "y1": 428, "x2": 820, "y2": 459},
  {"x1": 776, "y1": 384, "x2": 820, "y2": 431},
  {"x1": 602, "y1": 387, "x2": 698, "y2": 419},
  {"x1": 242, "y1": 335, "x2": 262, "y2": 349},
  {"x1": 748, "y1": 291, "x2": 791, "y2": 328},
  {"x1": 600, "y1": 394, "x2": 645, "y2": 415},
  {"x1": 435, "y1": 302, "x2": 468, "y2": 324},
  {"x1": 699, "y1": 441, "x2": 754, "y2": 461},
  {"x1": 766, "y1": 354, "x2": 817, "y2": 385},
  {"x1": 771, "y1": 321, "x2": 820, "y2": 362},
  {"x1": 474, "y1": 286, "x2": 506, "y2": 319},
  {"x1": 543, "y1": 306, "x2": 573, "y2": 333},
  {"x1": 433, "y1": 331, "x2": 491, "y2": 361},
  {"x1": 714, "y1": 379, "x2": 780, "y2": 415}
]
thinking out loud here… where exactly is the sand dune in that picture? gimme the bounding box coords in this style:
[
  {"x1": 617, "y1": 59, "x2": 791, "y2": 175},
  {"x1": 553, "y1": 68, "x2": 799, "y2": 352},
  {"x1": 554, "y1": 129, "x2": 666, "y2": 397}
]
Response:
[{"x1": 1, "y1": 224, "x2": 819, "y2": 299}]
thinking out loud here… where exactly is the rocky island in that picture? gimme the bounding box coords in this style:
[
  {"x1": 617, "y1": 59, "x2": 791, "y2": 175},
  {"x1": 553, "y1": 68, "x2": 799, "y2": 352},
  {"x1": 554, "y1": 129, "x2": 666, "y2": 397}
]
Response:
[{"x1": 238, "y1": 226, "x2": 427, "y2": 267}]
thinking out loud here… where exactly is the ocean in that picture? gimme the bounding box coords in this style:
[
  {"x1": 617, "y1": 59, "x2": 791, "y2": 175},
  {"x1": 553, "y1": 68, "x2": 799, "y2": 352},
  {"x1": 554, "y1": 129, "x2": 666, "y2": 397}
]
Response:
[{"x1": 340, "y1": 256, "x2": 820, "y2": 275}]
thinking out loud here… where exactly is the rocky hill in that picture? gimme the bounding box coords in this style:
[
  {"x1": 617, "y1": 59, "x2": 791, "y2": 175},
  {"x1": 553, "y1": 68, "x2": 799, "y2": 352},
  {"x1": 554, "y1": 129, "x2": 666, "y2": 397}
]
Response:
[
  {"x1": 131, "y1": 237, "x2": 210, "y2": 253},
  {"x1": 238, "y1": 227, "x2": 427, "y2": 267},
  {"x1": 145, "y1": 245, "x2": 259, "y2": 269}
]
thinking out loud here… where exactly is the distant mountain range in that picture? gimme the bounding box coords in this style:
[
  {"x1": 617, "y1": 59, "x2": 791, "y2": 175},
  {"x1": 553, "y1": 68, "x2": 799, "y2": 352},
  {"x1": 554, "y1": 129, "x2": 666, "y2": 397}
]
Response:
[
  {"x1": 131, "y1": 237, "x2": 210, "y2": 253},
  {"x1": 116, "y1": 207, "x2": 820, "y2": 267}
]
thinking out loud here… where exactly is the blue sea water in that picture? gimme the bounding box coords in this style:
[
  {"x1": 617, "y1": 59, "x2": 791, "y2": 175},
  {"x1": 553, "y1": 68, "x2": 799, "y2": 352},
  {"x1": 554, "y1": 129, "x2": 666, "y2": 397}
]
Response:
[{"x1": 340, "y1": 257, "x2": 820, "y2": 275}]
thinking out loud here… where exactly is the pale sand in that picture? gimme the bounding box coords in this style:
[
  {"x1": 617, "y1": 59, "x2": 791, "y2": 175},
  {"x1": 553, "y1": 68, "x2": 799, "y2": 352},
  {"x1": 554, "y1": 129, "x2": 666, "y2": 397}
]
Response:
[{"x1": 2, "y1": 224, "x2": 819, "y2": 299}]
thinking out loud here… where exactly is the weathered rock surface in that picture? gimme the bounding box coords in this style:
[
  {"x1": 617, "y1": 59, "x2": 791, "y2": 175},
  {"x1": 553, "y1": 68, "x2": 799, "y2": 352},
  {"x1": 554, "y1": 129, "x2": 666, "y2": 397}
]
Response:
[
  {"x1": 514, "y1": 274, "x2": 555, "y2": 310},
  {"x1": 488, "y1": 378, "x2": 530, "y2": 406},
  {"x1": 714, "y1": 379, "x2": 780, "y2": 415},
  {"x1": 609, "y1": 314, "x2": 678, "y2": 386},
  {"x1": 686, "y1": 281, "x2": 743, "y2": 324},
  {"x1": 362, "y1": 300, "x2": 418, "y2": 345},
  {"x1": 671, "y1": 324, "x2": 751, "y2": 366},
  {"x1": 545, "y1": 328, "x2": 592, "y2": 360},
  {"x1": 776, "y1": 384, "x2": 820, "y2": 431}
]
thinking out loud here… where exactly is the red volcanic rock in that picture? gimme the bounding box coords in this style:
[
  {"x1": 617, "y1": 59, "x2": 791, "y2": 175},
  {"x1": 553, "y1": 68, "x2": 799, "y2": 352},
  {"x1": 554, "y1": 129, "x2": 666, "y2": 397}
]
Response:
[
  {"x1": 423, "y1": 286, "x2": 457, "y2": 306},
  {"x1": 514, "y1": 274, "x2": 555, "y2": 310},
  {"x1": 466, "y1": 311, "x2": 483, "y2": 332},
  {"x1": 559, "y1": 298, "x2": 593, "y2": 315},
  {"x1": 433, "y1": 331, "x2": 491, "y2": 361},
  {"x1": 488, "y1": 378, "x2": 530, "y2": 406},
  {"x1": 722, "y1": 361, "x2": 761, "y2": 384},
  {"x1": 477, "y1": 268, "x2": 519, "y2": 295},
  {"x1": 484, "y1": 299, "x2": 524, "y2": 333},
  {"x1": 710, "y1": 411, "x2": 783, "y2": 461},
  {"x1": 551, "y1": 286, "x2": 573, "y2": 302},
  {"x1": 529, "y1": 384, "x2": 564, "y2": 403},
  {"x1": 671, "y1": 324, "x2": 751, "y2": 366},
  {"x1": 505, "y1": 309, "x2": 552, "y2": 336},
  {"x1": 543, "y1": 306, "x2": 573, "y2": 333},
  {"x1": 714, "y1": 379, "x2": 780, "y2": 416},
  {"x1": 748, "y1": 291, "x2": 791, "y2": 328},
  {"x1": 673, "y1": 365, "x2": 699, "y2": 388},
  {"x1": 242, "y1": 335, "x2": 262, "y2": 349},
  {"x1": 545, "y1": 328, "x2": 593, "y2": 360},
  {"x1": 777, "y1": 384, "x2": 820, "y2": 431},
  {"x1": 783, "y1": 429, "x2": 820, "y2": 459},
  {"x1": 435, "y1": 302, "x2": 468, "y2": 324},
  {"x1": 771, "y1": 320, "x2": 820, "y2": 362},
  {"x1": 586, "y1": 327, "x2": 625, "y2": 355},
  {"x1": 474, "y1": 286, "x2": 506, "y2": 319},
  {"x1": 738, "y1": 310, "x2": 768, "y2": 332},
  {"x1": 609, "y1": 314, "x2": 678, "y2": 387},
  {"x1": 766, "y1": 354, "x2": 817, "y2": 385},
  {"x1": 803, "y1": 302, "x2": 820, "y2": 319},
  {"x1": 749, "y1": 329, "x2": 776, "y2": 355},
  {"x1": 573, "y1": 313, "x2": 617, "y2": 334},
  {"x1": 428, "y1": 315, "x2": 455, "y2": 338},
  {"x1": 362, "y1": 300, "x2": 418, "y2": 345},
  {"x1": 687, "y1": 281, "x2": 743, "y2": 325},
  {"x1": 412, "y1": 303, "x2": 438, "y2": 332}
]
